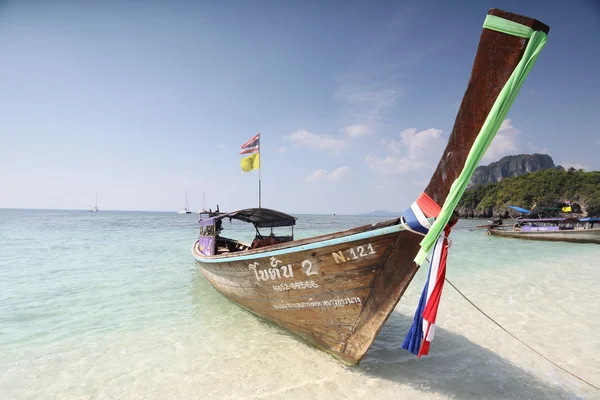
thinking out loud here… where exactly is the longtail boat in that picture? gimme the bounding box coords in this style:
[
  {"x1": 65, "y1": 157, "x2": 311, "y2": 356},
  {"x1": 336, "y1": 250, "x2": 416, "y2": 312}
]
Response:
[
  {"x1": 192, "y1": 9, "x2": 550, "y2": 365},
  {"x1": 487, "y1": 217, "x2": 600, "y2": 244}
]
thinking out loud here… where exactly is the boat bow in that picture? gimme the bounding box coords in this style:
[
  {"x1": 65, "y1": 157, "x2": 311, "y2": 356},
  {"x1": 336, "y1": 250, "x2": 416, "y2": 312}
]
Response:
[{"x1": 192, "y1": 9, "x2": 550, "y2": 365}]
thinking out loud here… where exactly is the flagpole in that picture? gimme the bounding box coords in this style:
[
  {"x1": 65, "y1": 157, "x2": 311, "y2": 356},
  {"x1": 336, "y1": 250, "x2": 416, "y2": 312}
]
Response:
[{"x1": 258, "y1": 132, "x2": 262, "y2": 208}]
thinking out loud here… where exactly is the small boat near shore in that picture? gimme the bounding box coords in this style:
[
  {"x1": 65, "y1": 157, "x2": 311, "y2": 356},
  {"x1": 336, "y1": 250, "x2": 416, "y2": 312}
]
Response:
[
  {"x1": 191, "y1": 9, "x2": 550, "y2": 365},
  {"x1": 487, "y1": 217, "x2": 600, "y2": 244},
  {"x1": 472, "y1": 217, "x2": 503, "y2": 230}
]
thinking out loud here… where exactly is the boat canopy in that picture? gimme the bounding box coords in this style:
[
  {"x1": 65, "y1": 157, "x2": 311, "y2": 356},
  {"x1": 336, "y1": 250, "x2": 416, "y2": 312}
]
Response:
[
  {"x1": 198, "y1": 208, "x2": 296, "y2": 228},
  {"x1": 517, "y1": 217, "x2": 581, "y2": 223},
  {"x1": 580, "y1": 217, "x2": 600, "y2": 222},
  {"x1": 508, "y1": 205, "x2": 531, "y2": 214}
]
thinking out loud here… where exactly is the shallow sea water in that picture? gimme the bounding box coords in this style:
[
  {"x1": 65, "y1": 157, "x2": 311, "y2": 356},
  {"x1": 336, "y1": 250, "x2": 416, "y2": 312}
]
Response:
[{"x1": 0, "y1": 209, "x2": 599, "y2": 399}]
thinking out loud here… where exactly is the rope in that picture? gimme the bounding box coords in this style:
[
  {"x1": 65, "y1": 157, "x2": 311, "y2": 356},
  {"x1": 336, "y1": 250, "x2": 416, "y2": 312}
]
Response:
[{"x1": 445, "y1": 277, "x2": 600, "y2": 391}]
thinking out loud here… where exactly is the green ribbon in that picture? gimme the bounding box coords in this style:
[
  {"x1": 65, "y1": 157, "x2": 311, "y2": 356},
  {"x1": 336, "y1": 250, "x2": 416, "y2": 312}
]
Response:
[
  {"x1": 483, "y1": 14, "x2": 534, "y2": 38},
  {"x1": 414, "y1": 16, "x2": 548, "y2": 265}
]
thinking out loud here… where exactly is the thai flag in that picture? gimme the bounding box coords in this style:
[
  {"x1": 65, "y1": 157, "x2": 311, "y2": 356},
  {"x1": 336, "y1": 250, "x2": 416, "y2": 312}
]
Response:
[
  {"x1": 240, "y1": 133, "x2": 260, "y2": 154},
  {"x1": 402, "y1": 227, "x2": 450, "y2": 357}
]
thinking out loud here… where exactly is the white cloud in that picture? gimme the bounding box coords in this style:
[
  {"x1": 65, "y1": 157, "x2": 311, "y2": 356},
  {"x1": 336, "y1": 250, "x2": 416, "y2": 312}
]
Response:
[
  {"x1": 343, "y1": 124, "x2": 374, "y2": 137},
  {"x1": 381, "y1": 128, "x2": 442, "y2": 157},
  {"x1": 277, "y1": 146, "x2": 287, "y2": 153},
  {"x1": 561, "y1": 162, "x2": 588, "y2": 171},
  {"x1": 305, "y1": 166, "x2": 349, "y2": 183},
  {"x1": 368, "y1": 127, "x2": 443, "y2": 175},
  {"x1": 499, "y1": 118, "x2": 512, "y2": 131},
  {"x1": 286, "y1": 130, "x2": 346, "y2": 152},
  {"x1": 482, "y1": 119, "x2": 520, "y2": 163},
  {"x1": 380, "y1": 138, "x2": 402, "y2": 154},
  {"x1": 365, "y1": 154, "x2": 425, "y2": 175},
  {"x1": 400, "y1": 128, "x2": 442, "y2": 159},
  {"x1": 217, "y1": 144, "x2": 226, "y2": 149}
]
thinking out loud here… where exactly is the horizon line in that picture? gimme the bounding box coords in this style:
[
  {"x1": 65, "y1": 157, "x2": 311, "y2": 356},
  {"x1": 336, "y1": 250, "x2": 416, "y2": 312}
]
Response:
[{"x1": 0, "y1": 207, "x2": 403, "y2": 216}]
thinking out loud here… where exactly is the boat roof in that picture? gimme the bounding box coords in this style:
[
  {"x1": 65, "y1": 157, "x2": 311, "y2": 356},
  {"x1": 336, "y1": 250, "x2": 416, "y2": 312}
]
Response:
[
  {"x1": 516, "y1": 217, "x2": 600, "y2": 223},
  {"x1": 198, "y1": 208, "x2": 297, "y2": 228},
  {"x1": 508, "y1": 205, "x2": 531, "y2": 214}
]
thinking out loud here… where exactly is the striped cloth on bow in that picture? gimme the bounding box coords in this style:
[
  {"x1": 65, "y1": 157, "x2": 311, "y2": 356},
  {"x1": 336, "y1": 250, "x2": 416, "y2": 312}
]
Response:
[
  {"x1": 401, "y1": 192, "x2": 441, "y2": 236},
  {"x1": 400, "y1": 192, "x2": 453, "y2": 357}
]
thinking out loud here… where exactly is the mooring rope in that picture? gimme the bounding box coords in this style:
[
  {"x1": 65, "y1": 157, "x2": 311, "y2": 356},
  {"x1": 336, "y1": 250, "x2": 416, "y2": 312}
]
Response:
[{"x1": 445, "y1": 277, "x2": 600, "y2": 391}]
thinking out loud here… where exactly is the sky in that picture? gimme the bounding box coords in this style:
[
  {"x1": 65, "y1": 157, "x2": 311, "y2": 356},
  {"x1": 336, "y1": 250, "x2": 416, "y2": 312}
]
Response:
[{"x1": 1, "y1": 0, "x2": 599, "y2": 214}]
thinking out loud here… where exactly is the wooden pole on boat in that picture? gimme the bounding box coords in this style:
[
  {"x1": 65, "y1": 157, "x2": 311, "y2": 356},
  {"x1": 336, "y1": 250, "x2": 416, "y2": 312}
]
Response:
[{"x1": 423, "y1": 9, "x2": 549, "y2": 207}]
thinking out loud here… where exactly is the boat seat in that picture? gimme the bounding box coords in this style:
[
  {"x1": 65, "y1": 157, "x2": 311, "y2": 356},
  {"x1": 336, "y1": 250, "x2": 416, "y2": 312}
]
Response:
[
  {"x1": 251, "y1": 237, "x2": 274, "y2": 249},
  {"x1": 250, "y1": 235, "x2": 293, "y2": 249}
]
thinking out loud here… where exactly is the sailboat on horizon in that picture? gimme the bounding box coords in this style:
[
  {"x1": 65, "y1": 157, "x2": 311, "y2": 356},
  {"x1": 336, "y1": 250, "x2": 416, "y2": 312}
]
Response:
[
  {"x1": 196, "y1": 190, "x2": 209, "y2": 215},
  {"x1": 177, "y1": 192, "x2": 192, "y2": 214},
  {"x1": 89, "y1": 193, "x2": 98, "y2": 212}
]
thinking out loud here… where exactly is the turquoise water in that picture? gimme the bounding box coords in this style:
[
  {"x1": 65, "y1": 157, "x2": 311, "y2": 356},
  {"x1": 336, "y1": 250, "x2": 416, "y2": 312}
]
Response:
[{"x1": 0, "y1": 209, "x2": 599, "y2": 399}]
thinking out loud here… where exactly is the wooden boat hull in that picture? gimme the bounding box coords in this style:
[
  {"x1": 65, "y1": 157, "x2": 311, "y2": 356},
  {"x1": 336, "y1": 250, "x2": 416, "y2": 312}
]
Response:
[
  {"x1": 193, "y1": 219, "x2": 424, "y2": 365},
  {"x1": 487, "y1": 227, "x2": 600, "y2": 244},
  {"x1": 191, "y1": 9, "x2": 550, "y2": 364}
]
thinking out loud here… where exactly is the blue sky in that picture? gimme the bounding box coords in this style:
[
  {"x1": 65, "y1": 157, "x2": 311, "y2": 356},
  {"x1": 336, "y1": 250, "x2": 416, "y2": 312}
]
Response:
[{"x1": 1, "y1": 0, "x2": 599, "y2": 214}]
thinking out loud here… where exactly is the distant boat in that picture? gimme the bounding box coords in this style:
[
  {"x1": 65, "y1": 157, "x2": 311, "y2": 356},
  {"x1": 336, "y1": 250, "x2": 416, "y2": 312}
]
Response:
[
  {"x1": 196, "y1": 190, "x2": 209, "y2": 214},
  {"x1": 470, "y1": 217, "x2": 503, "y2": 231},
  {"x1": 89, "y1": 193, "x2": 99, "y2": 212},
  {"x1": 487, "y1": 217, "x2": 600, "y2": 244},
  {"x1": 178, "y1": 192, "x2": 192, "y2": 214}
]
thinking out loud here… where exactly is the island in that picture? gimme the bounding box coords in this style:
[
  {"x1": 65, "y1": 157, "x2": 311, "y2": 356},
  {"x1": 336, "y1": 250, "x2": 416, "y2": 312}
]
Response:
[{"x1": 458, "y1": 157, "x2": 600, "y2": 218}]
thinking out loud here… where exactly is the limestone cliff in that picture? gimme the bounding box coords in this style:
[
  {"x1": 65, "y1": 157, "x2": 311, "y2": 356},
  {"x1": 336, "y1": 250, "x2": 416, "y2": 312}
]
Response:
[{"x1": 467, "y1": 154, "x2": 563, "y2": 189}]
